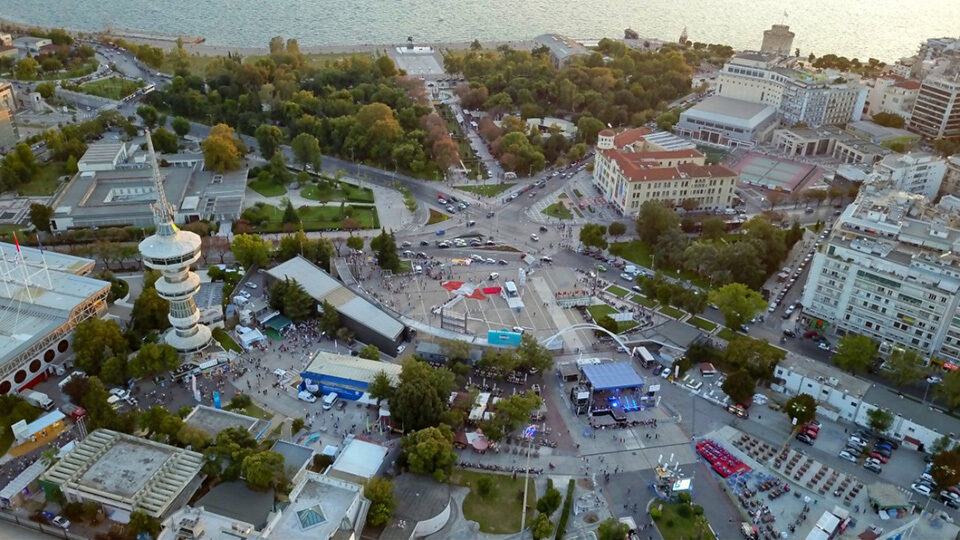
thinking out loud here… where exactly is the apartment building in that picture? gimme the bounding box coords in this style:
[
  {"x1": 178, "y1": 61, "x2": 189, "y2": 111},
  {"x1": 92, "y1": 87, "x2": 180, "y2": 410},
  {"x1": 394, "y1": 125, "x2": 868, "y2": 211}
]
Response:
[
  {"x1": 801, "y1": 188, "x2": 960, "y2": 366},
  {"x1": 909, "y1": 73, "x2": 960, "y2": 138},
  {"x1": 875, "y1": 152, "x2": 947, "y2": 200},
  {"x1": 717, "y1": 52, "x2": 867, "y2": 127},
  {"x1": 941, "y1": 154, "x2": 960, "y2": 196},
  {"x1": 593, "y1": 128, "x2": 737, "y2": 216}
]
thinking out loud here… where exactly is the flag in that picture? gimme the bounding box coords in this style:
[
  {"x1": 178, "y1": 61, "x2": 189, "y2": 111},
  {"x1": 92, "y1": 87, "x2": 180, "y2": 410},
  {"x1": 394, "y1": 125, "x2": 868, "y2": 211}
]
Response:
[{"x1": 12, "y1": 232, "x2": 20, "y2": 265}]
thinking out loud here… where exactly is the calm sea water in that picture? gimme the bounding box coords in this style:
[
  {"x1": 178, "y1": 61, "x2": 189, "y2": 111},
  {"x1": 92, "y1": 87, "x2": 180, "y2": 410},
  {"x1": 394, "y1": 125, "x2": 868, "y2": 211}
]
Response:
[{"x1": 0, "y1": 0, "x2": 956, "y2": 61}]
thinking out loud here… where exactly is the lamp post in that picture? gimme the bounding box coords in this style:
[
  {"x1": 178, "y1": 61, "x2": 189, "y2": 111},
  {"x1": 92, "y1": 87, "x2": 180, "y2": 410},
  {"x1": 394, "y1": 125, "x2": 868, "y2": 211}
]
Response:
[{"x1": 519, "y1": 424, "x2": 537, "y2": 534}]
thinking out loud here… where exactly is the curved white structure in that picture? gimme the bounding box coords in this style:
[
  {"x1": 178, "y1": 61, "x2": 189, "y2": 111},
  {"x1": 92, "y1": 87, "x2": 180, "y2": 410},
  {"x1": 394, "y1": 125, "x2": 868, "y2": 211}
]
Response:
[{"x1": 138, "y1": 131, "x2": 211, "y2": 352}]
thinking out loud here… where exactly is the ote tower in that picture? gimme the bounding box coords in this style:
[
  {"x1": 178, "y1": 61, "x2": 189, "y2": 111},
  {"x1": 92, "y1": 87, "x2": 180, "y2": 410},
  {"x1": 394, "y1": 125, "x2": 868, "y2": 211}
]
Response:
[{"x1": 138, "y1": 130, "x2": 211, "y2": 352}]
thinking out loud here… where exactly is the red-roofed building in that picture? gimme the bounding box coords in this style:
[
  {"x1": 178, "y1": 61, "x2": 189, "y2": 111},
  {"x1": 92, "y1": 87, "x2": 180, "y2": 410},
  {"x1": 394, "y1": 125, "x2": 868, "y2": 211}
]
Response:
[{"x1": 593, "y1": 128, "x2": 737, "y2": 216}]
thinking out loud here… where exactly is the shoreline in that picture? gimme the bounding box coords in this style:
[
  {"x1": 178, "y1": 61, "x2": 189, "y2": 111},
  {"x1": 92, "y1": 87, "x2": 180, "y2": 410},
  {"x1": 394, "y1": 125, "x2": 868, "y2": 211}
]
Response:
[{"x1": 0, "y1": 15, "x2": 537, "y2": 57}]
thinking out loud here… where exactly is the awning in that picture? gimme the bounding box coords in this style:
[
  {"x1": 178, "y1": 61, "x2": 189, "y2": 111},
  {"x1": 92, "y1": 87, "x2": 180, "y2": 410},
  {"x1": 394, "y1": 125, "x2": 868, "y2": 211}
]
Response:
[{"x1": 263, "y1": 314, "x2": 293, "y2": 332}]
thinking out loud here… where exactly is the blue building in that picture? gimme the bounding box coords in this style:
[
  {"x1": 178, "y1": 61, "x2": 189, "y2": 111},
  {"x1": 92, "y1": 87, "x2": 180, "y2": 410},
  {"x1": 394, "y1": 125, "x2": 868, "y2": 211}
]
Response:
[{"x1": 299, "y1": 351, "x2": 401, "y2": 401}]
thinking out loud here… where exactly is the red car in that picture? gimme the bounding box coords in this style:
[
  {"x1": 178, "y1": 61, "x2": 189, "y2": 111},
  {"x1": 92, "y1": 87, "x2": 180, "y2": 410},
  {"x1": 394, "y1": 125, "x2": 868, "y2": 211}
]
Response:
[
  {"x1": 803, "y1": 427, "x2": 819, "y2": 439},
  {"x1": 868, "y1": 452, "x2": 889, "y2": 464}
]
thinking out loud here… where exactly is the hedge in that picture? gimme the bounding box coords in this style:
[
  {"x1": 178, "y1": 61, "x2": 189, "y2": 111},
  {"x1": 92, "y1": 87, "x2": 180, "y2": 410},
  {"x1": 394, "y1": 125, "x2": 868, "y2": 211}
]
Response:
[{"x1": 554, "y1": 479, "x2": 575, "y2": 540}]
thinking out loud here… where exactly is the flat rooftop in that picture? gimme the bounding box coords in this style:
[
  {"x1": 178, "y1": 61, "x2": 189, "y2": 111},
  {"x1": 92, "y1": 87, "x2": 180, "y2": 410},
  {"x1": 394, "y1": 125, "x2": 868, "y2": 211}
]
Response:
[
  {"x1": 79, "y1": 440, "x2": 171, "y2": 497},
  {"x1": 304, "y1": 351, "x2": 401, "y2": 385},
  {"x1": 329, "y1": 436, "x2": 387, "y2": 482},
  {"x1": 682, "y1": 96, "x2": 777, "y2": 126},
  {"x1": 183, "y1": 405, "x2": 267, "y2": 439},
  {"x1": 270, "y1": 473, "x2": 363, "y2": 540},
  {"x1": 78, "y1": 142, "x2": 125, "y2": 164},
  {"x1": 778, "y1": 352, "x2": 871, "y2": 399}
]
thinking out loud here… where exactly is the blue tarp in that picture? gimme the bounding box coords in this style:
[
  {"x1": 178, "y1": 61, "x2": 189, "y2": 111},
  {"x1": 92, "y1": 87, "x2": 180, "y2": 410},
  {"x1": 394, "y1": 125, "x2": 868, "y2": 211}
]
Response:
[{"x1": 581, "y1": 361, "x2": 644, "y2": 391}]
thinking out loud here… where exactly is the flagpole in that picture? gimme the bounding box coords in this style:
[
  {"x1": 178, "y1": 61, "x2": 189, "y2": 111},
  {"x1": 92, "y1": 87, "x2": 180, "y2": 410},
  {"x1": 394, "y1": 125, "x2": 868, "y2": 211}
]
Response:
[
  {"x1": 36, "y1": 234, "x2": 53, "y2": 289},
  {"x1": 12, "y1": 233, "x2": 33, "y2": 302}
]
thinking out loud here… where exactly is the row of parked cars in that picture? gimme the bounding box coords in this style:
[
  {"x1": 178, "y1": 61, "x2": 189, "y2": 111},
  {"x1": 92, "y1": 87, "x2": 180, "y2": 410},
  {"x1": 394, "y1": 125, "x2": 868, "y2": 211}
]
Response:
[
  {"x1": 837, "y1": 432, "x2": 895, "y2": 474},
  {"x1": 794, "y1": 421, "x2": 821, "y2": 445},
  {"x1": 911, "y1": 465, "x2": 960, "y2": 507}
]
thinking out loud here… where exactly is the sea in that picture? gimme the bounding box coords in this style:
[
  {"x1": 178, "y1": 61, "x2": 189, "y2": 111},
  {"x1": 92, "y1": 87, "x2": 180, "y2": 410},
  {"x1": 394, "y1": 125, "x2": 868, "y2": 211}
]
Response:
[{"x1": 0, "y1": 0, "x2": 957, "y2": 61}]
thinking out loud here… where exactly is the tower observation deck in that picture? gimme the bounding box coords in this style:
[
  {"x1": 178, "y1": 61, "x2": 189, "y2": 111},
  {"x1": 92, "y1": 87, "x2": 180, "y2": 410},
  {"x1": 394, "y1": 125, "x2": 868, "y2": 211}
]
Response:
[{"x1": 137, "y1": 131, "x2": 211, "y2": 352}]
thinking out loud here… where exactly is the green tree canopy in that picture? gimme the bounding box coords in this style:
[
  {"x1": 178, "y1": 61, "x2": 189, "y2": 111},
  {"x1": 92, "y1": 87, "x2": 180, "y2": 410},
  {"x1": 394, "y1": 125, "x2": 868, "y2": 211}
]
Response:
[
  {"x1": 833, "y1": 334, "x2": 878, "y2": 374},
  {"x1": 580, "y1": 223, "x2": 608, "y2": 250},
  {"x1": 128, "y1": 343, "x2": 181, "y2": 378},
  {"x1": 596, "y1": 517, "x2": 631, "y2": 540},
  {"x1": 607, "y1": 221, "x2": 626, "y2": 238},
  {"x1": 636, "y1": 200, "x2": 679, "y2": 245},
  {"x1": 171, "y1": 116, "x2": 191, "y2": 137},
  {"x1": 137, "y1": 105, "x2": 160, "y2": 129},
  {"x1": 359, "y1": 344, "x2": 380, "y2": 360},
  {"x1": 935, "y1": 370, "x2": 960, "y2": 410},
  {"x1": 73, "y1": 318, "x2": 128, "y2": 375},
  {"x1": 365, "y1": 477, "x2": 395, "y2": 527},
  {"x1": 390, "y1": 358, "x2": 455, "y2": 431},
  {"x1": 254, "y1": 123, "x2": 284, "y2": 159},
  {"x1": 29, "y1": 203, "x2": 53, "y2": 232},
  {"x1": 368, "y1": 369, "x2": 395, "y2": 405},
  {"x1": 785, "y1": 393, "x2": 817, "y2": 428},
  {"x1": 708, "y1": 282, "x2": 766, "y2": 331},
  {"x1": 931, "y1": 449, "x2": 960, "y2": 489},
  {"x1": 318, "y1": 300, "x2": 340, "y2": 335},
  {"x1": 241, "y1": 450, "x2": 286, "y2": 491},
  {"x1": 871, "y1": 112, "x2": 906, "y2": 128},
  {"x1": 150, "y1": 127, "x2": 179, "y2": 153},
  {"x1": 401, "y1": 424, "x2": 458, "y2": 481},
  {"x1": 866, "y1": 408, "x2": 894, "y2": 433},
  {"x1": 231, "y1": 233, "x2": 271, "y2": 267},
  {"x1": 886, "y1": 348, "x2": 924, "y2": 388},
  {"x1": 291, "y1": 132, "x2": 322, "y2": 170},
  {"x1": 721, "y1": 369, "x2": 756, "y2": 406}
]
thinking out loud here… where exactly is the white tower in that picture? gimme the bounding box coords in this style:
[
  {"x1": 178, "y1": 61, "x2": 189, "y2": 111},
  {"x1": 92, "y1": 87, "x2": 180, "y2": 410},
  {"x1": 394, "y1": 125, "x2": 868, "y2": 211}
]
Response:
[{"x1": 138, "y1": 130, "x2": 211, "y2": 352}]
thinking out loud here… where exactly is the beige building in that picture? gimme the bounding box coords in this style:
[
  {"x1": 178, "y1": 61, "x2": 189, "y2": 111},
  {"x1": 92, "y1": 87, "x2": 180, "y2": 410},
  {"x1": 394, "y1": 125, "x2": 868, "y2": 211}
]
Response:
[
  {"x1": 939, "y1": 154, "x2": 960, "y2": 197},
  {"x1": 760, "y1": 24, "x2": 795, "y2": 56},
  {"x1": 909, "y1": 72, "x2": 960, "y2": 138},
  {"x1": 593, "y1": 128, "x2": 737, "y2": 216}
]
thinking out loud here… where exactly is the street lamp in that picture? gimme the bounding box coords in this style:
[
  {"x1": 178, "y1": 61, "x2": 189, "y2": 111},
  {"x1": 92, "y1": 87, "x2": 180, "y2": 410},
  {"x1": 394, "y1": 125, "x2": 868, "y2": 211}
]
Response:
[{"x1": 519, "y1": 424, "x2": 537, "y2": 534}]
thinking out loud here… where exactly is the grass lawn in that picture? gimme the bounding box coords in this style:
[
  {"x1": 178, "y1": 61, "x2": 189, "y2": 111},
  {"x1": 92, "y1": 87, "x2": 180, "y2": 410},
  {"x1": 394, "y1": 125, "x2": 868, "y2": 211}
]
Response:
[
  {"x1": 397, "y1": 259, "x2": 413, "y2": 274},
  {"x1": 606, "y1": 285, "x2": 630, "y2": 298},
  {"x1": 630, "y1": 294, "x2": 656, "y2": 308},
  {"x1": 659, "y1": 305, "x2": 686, "y2": 320},
  {"x1": 212, "y1": 327, "x2": 241, "y2": 353},
  {"x1": 449, "y1": 470, "x2": 535, "y2": 534},
  {"x1": 455, "y1": 183, "x2": 515, "y2": 197},
  {"x1": 80, "y1": 76, "x2": 144, "y2": 100},
  {"x1": 427, "y1": 209, "x2": 450, "y2": 225},
  {"x1": 18, "y1": 162, "x2": 67, "y2": 196},
  {"x1": 587, "y1": 303, "x2": 637, "y2": 332},
  {"x1": 229, "y1": 401, "x2": 272, "y2": 420},
  {"x1": 689, "y1": 316, "x2": 718, "y2": 331},
  {"x1": 542, "y1": 201, "x2": 573, "y2": 220},
  {"x1": 301, "y1": 181, "x2": 374, "y2": 203},
  {"x1": 248, "y1": 178, "x2": 287, "y2": 197},
  {"x1": 653, "y1": 501, "x2": 714, "y2": 540}
]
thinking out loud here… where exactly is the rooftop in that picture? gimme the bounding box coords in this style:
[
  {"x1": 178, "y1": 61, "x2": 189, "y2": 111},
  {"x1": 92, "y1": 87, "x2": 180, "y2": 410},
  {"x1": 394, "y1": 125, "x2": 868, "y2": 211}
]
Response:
[
  {"x1": 777, "y1": 352, "x2": 872, "y2": 399},
  {"x1": 42, "y1": 429, "x2": 204, "y2": 517},
  {"x1": 195, "y1": 481, "x2": 275, "y2": 530},
  {"x1": 304, "y1": 350, "x2": 402, "y2": 386},
  {"x1": 78, "y1": 142, "x2": 125, "y2": 165},
  {"x1": 864, "y1": 385, "x2": 960, "y2": 437},
  {"x1": 0, "y1": 243, "x2": 109, "y2": 368},
  {"x1": 182, "y1": 405, "x2": 268, "y2": 439},
  {"x1": 266, "y1": 472, "x2": 365, "y2": 540},
  {"x1": 628, "y1": 320, "x2": 708, "y2": 352},
  {"x1": 681, "y1": 95, "x2": 778, "y2": 125},
  {"x1": 581, "y1": 361, "x2": 644, "y2": 390},
  {"x1": 329, "y1": 436, "x2": 388, "y2": 482},
  {"x1": 158, "y1": 506, "x2": 256, "y2": 540},
  {"x1": 271, "y1": 440, "x2": 314, "y2": 478},
  {"x1": 533, "y1": 34, "x2": 589, "y2": 62}
]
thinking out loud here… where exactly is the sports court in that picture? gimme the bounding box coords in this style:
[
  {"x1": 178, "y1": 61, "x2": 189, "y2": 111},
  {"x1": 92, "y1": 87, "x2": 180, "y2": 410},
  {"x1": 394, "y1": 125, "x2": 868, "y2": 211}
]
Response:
[
  {"x1": 391, "y1": 47, "x2": 445, "y2": 78},
  {"x1": 732, "y1": 153, "x2": 819, "y2": 193}
]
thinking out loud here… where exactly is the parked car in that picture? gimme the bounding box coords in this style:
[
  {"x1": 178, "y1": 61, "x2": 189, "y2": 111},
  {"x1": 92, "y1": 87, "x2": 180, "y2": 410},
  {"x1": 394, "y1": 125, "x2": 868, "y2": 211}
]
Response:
[
  {"x1": 868, "y1": 452, "x2": 889, "y2": 464},
  {"x1": 863, "y1": 461, "x2": 883, "y2": 473},
  {"x1": 838, "y1": 450, "x2": 857, "y2": 463},
  {"x1": 848, "y1": 436, "x2": 868, "y2": 448},
  {"x1": 51, "y1": 516, "x2": 70, "y2": 529},
  {"x1": 912, "y1": 483, "x2": 932, "y2": 497},
  {"x1": 927, "y1": 375, "x2": 943, "y2": 385},
  {"x1": 844, "y1": 445, "x2": 863, "y2": 457},
  {"x1": 796, "y1": 433, "x2": 815, "y2": 445},
  {"x1": 530, "y1": 234, "x2": 540, "y2": 241}
]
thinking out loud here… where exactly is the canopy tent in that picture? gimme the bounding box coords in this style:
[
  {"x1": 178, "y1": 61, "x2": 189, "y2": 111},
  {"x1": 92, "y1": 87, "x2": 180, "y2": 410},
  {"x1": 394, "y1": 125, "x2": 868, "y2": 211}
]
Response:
[
  {"x1": 867, "y1": 482, "x2": 909, "y2": 510},
  {"x1": 581, "y1": 361, "x2": 644, "y2": 390},
  {"x1": 262, "y1": 313, "x2": 293, "y2": 332}
]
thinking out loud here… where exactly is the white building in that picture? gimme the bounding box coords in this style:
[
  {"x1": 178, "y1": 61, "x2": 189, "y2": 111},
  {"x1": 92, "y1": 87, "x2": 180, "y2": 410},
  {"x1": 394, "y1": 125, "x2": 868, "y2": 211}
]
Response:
[
  {"x1": 874, "y1": 152, "x2": 947, "y2": 199},
  {"x1": 717, "y1": 52, "x2": 867, "y2": 127},
  {"x1": 675, "y1": 95, "x2": 778, "y2": 149},
  {"x1": 941, "y1": 154, "x2": 960, "y2": 196},
  {"x1": 800, "y1": 188, "x2": 960, "y2": 366}
]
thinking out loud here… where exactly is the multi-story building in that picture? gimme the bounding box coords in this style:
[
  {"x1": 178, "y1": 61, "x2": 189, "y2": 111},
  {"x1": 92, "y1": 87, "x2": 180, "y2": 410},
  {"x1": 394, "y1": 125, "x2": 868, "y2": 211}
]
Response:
[
  {"x1": 717, "y1": 52, "x2": 867, "y2": 127},
  {"x1": 941, "y1": 154, "x2": 960, "y2": 196},
  {"x1": 864, "y1": 78, "x2": 920, "y2": 121},
  {"x1": 909, "y1": 73, "x2": 960, "y2": 138},
  {"x1": 760, "y1": 25, "x2": 795, "y2": 57},
  {"x1": 593, "y1": 128, "x2": 737, "y2": 216},
  {"x1": 675, "y1": 95, "x2": 778, "y2": 149},
  {"x1": 874, "y1": 152, "x2": 947, "y2": 200},
  {"x1": 801, "y1": 188, "x2": 960, "y2": 365}
]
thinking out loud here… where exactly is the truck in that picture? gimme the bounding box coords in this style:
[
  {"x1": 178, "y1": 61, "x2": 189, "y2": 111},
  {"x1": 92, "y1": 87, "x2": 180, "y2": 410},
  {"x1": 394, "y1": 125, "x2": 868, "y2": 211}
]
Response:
[
  {"x1": 59, "y1": 403, "x2": 87, "y2": 421},
  {"x1": 21, "y1": 389, "x2": 54, "y2": 411}
]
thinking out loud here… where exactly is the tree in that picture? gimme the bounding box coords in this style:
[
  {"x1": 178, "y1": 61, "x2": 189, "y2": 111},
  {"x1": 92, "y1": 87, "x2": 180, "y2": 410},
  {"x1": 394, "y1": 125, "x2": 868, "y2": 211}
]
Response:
[
  {"x1": 637, "y1": 200, "x2": 680, "y2": 244},
  {"x1": 292, "y1": 417, "x2": 306, "y2": 434},
  {"x1": 29, "y1": 203, "x2": 53, "y2": 232},
  {"x1": 866, "y1": 408, "x2": 894, "y2": 433},
  {"x1": 515, "y1": 333, "x2": 553, "y2": 373},
  {"x1": 595, "y1": 314, "x2": 619, "y2": 336},
  {"x1": 596, "y1": 517, "x2": 630, "y2": 540},
  {"x1": 128, "y1": 343, "x2": 180, "y2": 378},
  {"x1": 231, "y1": 233, "x2": 271, "y2": 267},
  {"x1": 202, "y1": 123, "x2": 245, "y2": 172},
  {"x1": 536, "y1": 482, "x2": 562, "y2": 514},
  {"x1": 390, "y1": 358, "x2": 455, "y2": 431},
  {"x1": 241, "y1": 450, "x2": 286, "y2": 491},
  {"x1": 282, "y1": 199, "x2": 299, "y2": 225},
  {"x1": 886, "y1": 348, "x2": 924, "y2": 388},
  {"x1": 872, "y1": 112, "x2": 906, "y2": 128},
  {"x1": 708, "y1": 283, "x2": 766, "y2": 331},
  {"x1": 150, "y1": 127, "x2": 179, "y2": 154},
  {"x1": 577, "y1": 116, "x2": 605, "y2": 145},
  {"x1": 721, "y1": 370, "x2": 756, "y2": 406},
  {"x1": 359, "y1": 344, "x2": 380, "y2": 360},
  {"x1": 347, "y1": 236, "x2": 364, "y2": 252},
  {"x1": 607, "y1": 221, "x2": 626, "y2": 238},
  {"x1": 723, "y1": 336, "x2": 785, "y2": 382},
  {"x1": 375, "y1": 55, "x2": 398, "y2": 77},
  {"x1": 177, "y1": 424, "x2": 211, "y2": 449},
  {"x1": 368, "y1": 369, "x2": 395, "y2": 405},
  {"x1": 401, "y1": 424, "x2": 458, "y2": 481},
  {"x1": 440, "y1": 339, "x2": 471, "y2": 363},
  {"x1": 291, "y1": 132, "x2": 321, "y2": 170},
  {"x1": 480, "y1": 391, "x2": 541, "y2": 441},
  {"x1": 935, "y1": 370, "x2": 960, "y2": 410},
  {"x1": 701, "y1": 217, "x2": 725, "y2": 240},
  {"x1": 932, "y1": 435, "x2": 955, "y2": 456},
  {"x1": 365, "y1": 477, "x2": 395, "y2": 527},
  {"x1": 1, "y1": 143, "x2": 39, "y2": 187},
  {"x1": 531, "y1": 513, "x2": 554, "y2": 540},
  {"x1": 14, "y1": 58, "x2": 38, "y2": 79},
  {"x1": 580, "y1": 223, "x2": 608, "y2": 250},
  {"x1": 319, "y1": 300, "x2": 340, "y2": 335},
  {"x1": 784, "y1": 393, "x2": 817, "y2": 428},
  {"x1": 931, "y1": 449, "x2": 960, "y2": 489},
  {"x1": 73, "y1": 318, "x2": 128, "y2": 375},
  {"x1": 372, "y1": 229, "x2": 400, "y2": 273},
  {"x1": 99, "y1": 356, "x2": 127, "y2": 386},
  {"x1": 127, "y1": 511, "x2": 161, "y2": 539},
  {"x1": 833, "y1": 334, "x2": 877, "y2": 374},
  {"x1": 132, "y1": 286, "x2": 170, "y2": 334},
  {"x1": 254, "y1": 124, "x2": 284, "y2": 159},
  {"x1": 171, "y1": 116, "x2": 191, "y2": 137},
  {"x1": 137, "y1": 105, "x2": 160, "y2": 129}
]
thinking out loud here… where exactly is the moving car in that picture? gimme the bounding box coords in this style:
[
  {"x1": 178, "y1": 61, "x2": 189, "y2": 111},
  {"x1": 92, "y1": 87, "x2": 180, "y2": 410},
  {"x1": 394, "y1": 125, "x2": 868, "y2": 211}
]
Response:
[{"x1": 530, "y1": 234, "x2": 540, "y2": 241}]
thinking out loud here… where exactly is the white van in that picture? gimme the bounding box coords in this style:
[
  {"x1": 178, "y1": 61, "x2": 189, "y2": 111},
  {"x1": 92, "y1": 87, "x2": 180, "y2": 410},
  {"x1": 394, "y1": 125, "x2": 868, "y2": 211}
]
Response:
[
  {"x1": 322, "y1": 392, "x2": 338, "y2": 410},
  {"x1": 488, "y1": 272, "x2": 500, "y2": 281}
]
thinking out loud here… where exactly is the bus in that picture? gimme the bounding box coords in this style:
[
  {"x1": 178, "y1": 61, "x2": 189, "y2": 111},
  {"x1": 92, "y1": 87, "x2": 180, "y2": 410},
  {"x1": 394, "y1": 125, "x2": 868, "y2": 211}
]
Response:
[{"x1": 634, "y1": 346, "x2": 656, "y2": 367}]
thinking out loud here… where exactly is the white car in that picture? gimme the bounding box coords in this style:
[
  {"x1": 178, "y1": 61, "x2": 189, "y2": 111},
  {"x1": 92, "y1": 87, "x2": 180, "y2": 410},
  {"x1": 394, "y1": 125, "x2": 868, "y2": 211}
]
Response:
[
  {"x1": 927, "y1": 375, "x2": 943, "y2": 385},
  {"x1": 530, "y1": 234, "x2": 540, "y2": 242},
  {"x1": 911, "y1": 483, "x2": 932, "y2": 497},
  {"x1": 818, "y1": 342, "x2": 831, "y2": 351},
  {"x1": 245, "y1": 282, "x2": 258, "y2": 289},
  {"x1": 397, "y1": 344, "x2": 406, "y2": 354},
  {"x1": 838, "y1": 450, "x2": 857, "y2": 463},
  {"x1": 297, "y1": 390, "x2": 317, "y2": 403},
  {"x1": 52, "y1": 516, "x2": 70, "y2": 529},
  {"x1": 109, "y1": 388, "x2": 130, "y2": 400}
]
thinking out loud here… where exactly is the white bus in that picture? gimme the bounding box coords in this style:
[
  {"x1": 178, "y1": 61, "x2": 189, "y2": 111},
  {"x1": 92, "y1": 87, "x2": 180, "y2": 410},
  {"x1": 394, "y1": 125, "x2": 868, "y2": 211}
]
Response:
[{"x1": 634, "y1": 346, "x2": 655, "y2": 366}]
